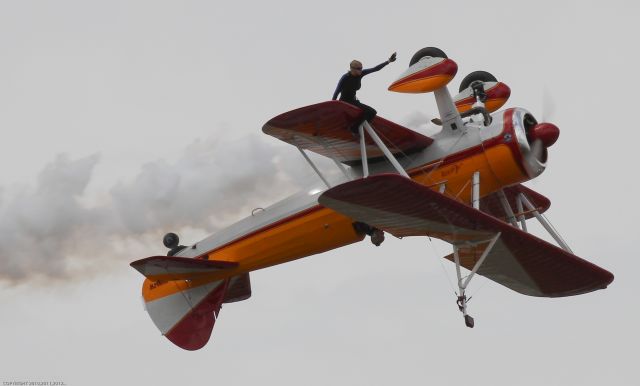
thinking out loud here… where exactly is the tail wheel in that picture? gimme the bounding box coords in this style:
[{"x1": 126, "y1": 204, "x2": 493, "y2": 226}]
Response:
[
  {"x1": 409, "y1": 47, "x2": 448, "y2": 66},
  {"x1": 459, "y1": 70, "x2": 498, "y2": 92},
  {"x1": 163, "y1": 232, "x2": 179, "y2": 249}
]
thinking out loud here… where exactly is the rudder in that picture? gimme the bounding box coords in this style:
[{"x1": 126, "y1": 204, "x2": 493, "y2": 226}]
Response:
[{"x1": 132, "y1": 256, "x2": 253, "y2": 350}]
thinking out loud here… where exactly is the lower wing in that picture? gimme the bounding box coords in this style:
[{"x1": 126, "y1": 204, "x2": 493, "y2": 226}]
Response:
[{"x1": 319, "y1": 174, "x2": 613, "y2": 297}]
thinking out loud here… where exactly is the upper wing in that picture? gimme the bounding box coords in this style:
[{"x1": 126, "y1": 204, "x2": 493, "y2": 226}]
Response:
[
  {"x1": 262, "y1": 101, "x2": 433, "y2": 165},
  {"x1": 319, "y1": 174, "x2": 613, "y2": 297}
]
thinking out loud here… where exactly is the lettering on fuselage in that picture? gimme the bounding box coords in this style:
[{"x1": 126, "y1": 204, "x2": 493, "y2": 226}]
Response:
[
  {"x1": 149, "y1": 280, "x2": 165, "y2": 290},
  {"x1": 439, "y1": 163, "x2": 461, "y2": 178}
]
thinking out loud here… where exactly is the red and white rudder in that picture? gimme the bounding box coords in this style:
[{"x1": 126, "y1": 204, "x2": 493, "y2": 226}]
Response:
[{"x1": 131, "y1": 256, "x2": 251, "y2": 351}]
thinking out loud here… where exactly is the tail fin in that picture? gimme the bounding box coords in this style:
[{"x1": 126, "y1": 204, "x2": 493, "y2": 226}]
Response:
[{"x1": 132, "y1": 256, "x2": 250, "y2": 351}]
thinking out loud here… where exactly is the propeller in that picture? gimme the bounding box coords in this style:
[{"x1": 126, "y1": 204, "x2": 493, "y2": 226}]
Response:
[
  {"x1": 528, "y1": 87, "x2": 560, "y2": 162},
  {"x1": 530, "y1": 136, "x2": 545, "y2": 162},
  {"x1": 528, "y1": 122, "x2": 559, "y2": 162}
]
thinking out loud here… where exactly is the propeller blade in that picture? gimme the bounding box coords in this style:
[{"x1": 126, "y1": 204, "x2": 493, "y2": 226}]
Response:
[
  {"x1": 542, "y1": 87, "x2": 556, "y2": 122},
  {"x1": 531, "y1": 138, "x2": 545, "y2": 162}
]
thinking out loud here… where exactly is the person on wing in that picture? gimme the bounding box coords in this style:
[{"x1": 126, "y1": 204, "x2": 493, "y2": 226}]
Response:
[{"x1": 332, "y1": 52, "x2": 397, "y2": 135}]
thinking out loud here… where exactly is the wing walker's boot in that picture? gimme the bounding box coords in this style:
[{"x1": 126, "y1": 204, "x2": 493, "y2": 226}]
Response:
[
  {"x1": 353, "y1": 222, "x2": 385, "y2": 246},
  {"x1": 371, "y1": 229, "x2": 385, "y2": 246}
]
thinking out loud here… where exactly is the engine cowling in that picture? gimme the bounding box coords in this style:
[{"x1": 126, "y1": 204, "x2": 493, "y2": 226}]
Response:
[{"x1": 509, "y1": 109, "x2": 560, "y2": 178}]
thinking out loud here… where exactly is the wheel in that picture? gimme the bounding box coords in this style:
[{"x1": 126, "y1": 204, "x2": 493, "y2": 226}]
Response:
[
  {"x1": 163, "y1": 232, "x2": 179, "y2": 249},
  {"x1": 459, "y1": 71, "x2": 498, "y2": 92},
  {"x1": 409, "y1": 47, "x2": 448, "y2": 66}
]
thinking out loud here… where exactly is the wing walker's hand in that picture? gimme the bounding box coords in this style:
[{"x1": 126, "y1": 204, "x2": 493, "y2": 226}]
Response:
[{"x1": 388, "y1": 52, "x2": 397, "y2": 63}]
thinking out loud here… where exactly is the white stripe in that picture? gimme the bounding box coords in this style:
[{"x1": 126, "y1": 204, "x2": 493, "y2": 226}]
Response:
[{"x1": 145, "y1": 280, "x2": 224, "y2": 335}]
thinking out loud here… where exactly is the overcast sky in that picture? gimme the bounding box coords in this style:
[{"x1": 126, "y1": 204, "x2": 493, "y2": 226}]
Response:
[{"x1": 1, "y1": 1, "x2": 638, "y2": 385}]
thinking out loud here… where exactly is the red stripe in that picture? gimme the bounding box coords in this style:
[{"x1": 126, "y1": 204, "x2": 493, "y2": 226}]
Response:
[
  {"x1": 455, "y1": 83, "x2": 511, "y2": 107},
  {"x1": 391, "y1": 59, "x2": 458, "y2": 87}
]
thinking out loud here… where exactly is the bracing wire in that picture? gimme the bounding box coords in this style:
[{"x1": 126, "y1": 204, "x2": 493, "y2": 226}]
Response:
[
  {"x1": 427, "y1": 236, "x2": 457, "y2": 295},
  {"x1": 369, "y1": 119, "x2": 474, "y2": 297}
]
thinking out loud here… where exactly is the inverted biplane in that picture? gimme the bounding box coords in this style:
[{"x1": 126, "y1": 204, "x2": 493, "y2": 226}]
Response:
[{"x1": 131, "y1": 47, "x2": 614, "y2": 350}]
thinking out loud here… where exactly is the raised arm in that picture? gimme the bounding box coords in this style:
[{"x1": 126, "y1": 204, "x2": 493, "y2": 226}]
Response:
[
  {"x1": 362, "y1": 52, "x2": 396, "y2": 76},
  {"x1": 361, "y1": 61, "x2": 389, "y2": 76}
]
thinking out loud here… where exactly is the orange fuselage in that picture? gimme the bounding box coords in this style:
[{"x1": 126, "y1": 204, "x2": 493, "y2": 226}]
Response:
[
  {"x1": 144, "y1": 142, "x2": 527, "y2": 300},
  {"x1": 142, "y1": 109, "x2": 534, "y2": 302}
]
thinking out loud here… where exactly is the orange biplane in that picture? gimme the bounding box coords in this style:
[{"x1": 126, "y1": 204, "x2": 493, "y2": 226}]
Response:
[{"x1": 131, "y1": 47, "x2": 613, "y2": 350}]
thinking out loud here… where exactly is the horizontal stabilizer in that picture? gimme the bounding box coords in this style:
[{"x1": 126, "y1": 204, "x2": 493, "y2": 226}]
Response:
[
  {"x1": 131, "y1": 256, "x2": 238, "y2": 281},
  {"x1": 263, "y1": 101, "x2": 433, "y2": 165},
  {"x1": 319, "y1": 174, "x2": 613, "y2": 297}
]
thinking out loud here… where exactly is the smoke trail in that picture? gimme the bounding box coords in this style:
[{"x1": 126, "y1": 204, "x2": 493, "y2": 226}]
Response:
[
  {"x1": 0, "y1": 111, "x2": 435, "y2": 285},
  {"x1": 400, "y1": 111, "x2": 440, "y2": 135},
  {"x1": 0, "y1": 154, "x2": 101, "y2": 283},
  {"x1": 0, "y1": 135, "x2": 306, "y2": 285}
]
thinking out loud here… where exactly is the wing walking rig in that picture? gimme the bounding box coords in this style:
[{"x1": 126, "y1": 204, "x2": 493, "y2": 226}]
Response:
[{"x1": 131, "y1": 46, "x2": 613, "y2": 350}]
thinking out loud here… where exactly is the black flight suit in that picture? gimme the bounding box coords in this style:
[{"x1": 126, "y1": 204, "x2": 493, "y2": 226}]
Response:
[{"x1": 332, "y1": 61, "x2": 390, "y2": 132}]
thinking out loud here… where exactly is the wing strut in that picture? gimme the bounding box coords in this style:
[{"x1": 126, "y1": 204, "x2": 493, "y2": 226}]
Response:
[
  {"x1": 486, "y1": 187, "x2": 570, "y2": 252},
  {"x1": 472, "y1": 171, "x2": 480, "y2": 209},
  {"x1": 297, "y1": 147, "x2": 331, "y2": 189},
  {"x1": 497, "y1": 189, "x2": 518, "y2": 227},
  {"x1": 359, "y1": 124, "x2": 369, "y2": 177},
  {"x1": 515, "y1": 194, "x2": 528, "y2": 231},
  {"x1": 453, "y1": 233, "x2": 501, "y2": 328},
  {"x1": 292, "y1": 133, "x2": 352, "y2": 185},
  {"x1": 362, "y1": 121, "x2": 410, "y2": 178},
  {"x1": 518, "y1": 192, "x2": 573, "y2": 253}
]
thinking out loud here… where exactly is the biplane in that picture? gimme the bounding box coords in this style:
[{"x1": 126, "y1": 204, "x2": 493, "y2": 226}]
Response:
[{"x1": 131, "y1": 47, "x2": 614, "y2": 350}]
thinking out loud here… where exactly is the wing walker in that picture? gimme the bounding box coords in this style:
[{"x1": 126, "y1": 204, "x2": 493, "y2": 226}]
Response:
[{"x1": 130, "y1": 47, "x2": 614, "y2": 350}]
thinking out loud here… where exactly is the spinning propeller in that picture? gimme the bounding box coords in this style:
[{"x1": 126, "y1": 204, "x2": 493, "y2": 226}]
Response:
[{"x1": 526, "y1": 88, "x2": 560, "y2": 163}]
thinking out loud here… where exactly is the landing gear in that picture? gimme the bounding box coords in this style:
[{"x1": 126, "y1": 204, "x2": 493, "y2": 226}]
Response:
[
  {"x1": 458, "y1": 70, "x2": 498, "y2": 93},
  {"x1": 163, "y1": 232, "x2": 179, "y2": 249},
  {"x1": 409, "y1": 47, "x2": 448, "y2": 65}
]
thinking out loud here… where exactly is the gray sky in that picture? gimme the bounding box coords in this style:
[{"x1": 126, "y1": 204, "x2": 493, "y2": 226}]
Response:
[{"x1": 1, "y1": 1, "x2": 638, "y2": 385}]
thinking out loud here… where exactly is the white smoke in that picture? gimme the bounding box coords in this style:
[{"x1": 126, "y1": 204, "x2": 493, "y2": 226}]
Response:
[
  {"x1": 0, "y1": 154, "x2": 102, "y2": 283},
  {"x1": 400, "y1": 111, "x2": 441, "y2": 136},
  {"x1": 0, "y1": 135, "x2": 307, "y2": 285},
  {"x1": 0, "y1": 113, "x2": 434, "y2": 286}
]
